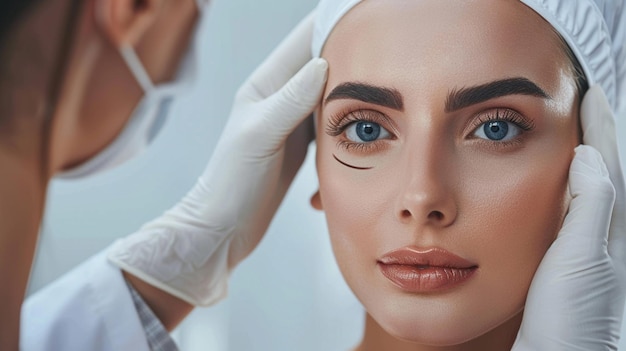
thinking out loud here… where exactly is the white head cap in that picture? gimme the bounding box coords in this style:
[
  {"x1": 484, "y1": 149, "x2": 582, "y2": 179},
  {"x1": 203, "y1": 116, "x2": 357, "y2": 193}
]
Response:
[{"x1": 311, "y1": 0, "x2": 626, "y2": 117}]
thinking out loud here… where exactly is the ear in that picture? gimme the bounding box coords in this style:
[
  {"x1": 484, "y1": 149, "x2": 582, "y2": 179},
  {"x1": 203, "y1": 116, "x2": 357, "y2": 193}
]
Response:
[
  {"x1": 95, "y1": 0, "x2": 162, "y2": 47},
  {"x1": 310, "y1": 190, "x2": 323, "y2": 211}
]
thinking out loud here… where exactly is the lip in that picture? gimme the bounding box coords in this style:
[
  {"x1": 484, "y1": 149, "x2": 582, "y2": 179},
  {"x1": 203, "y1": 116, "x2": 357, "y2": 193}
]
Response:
[{"x1": 377, "y1": 246, "x2": 478, "y2": 293}]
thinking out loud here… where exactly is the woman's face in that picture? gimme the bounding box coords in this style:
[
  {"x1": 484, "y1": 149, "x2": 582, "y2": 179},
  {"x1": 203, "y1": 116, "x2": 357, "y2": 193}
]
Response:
[{"x1": 314, "y1": 0, "x2": 580, "y2": 346}]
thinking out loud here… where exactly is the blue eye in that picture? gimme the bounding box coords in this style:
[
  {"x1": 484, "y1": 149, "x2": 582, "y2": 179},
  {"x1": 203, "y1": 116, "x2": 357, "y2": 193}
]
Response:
[
  {"x1": 346, "y1": 121, "x2": 390, "y2": 143},
  {"x1": 474, "y1": 120, "x2": 521, "y2": 141}
]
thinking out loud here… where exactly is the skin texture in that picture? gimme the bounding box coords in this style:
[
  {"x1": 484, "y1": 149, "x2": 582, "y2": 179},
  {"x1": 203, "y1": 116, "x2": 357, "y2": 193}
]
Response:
[
  {"x1": 0, "y1": 0, "x2": 197, "y2": 348},
  {"x1": 311, "y1": 0, "x2": 581, "y2": 350}
]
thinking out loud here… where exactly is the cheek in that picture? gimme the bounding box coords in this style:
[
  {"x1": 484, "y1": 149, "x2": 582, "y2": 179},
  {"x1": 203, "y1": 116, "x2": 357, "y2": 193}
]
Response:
[
  {"x1": 316, "y1": 147, "x2": 384, "y2": 256},
  {"x1": 463, "y1": 156, "x2": 569, "y2": 249},
  {"x1": 458, "y1": 144, "x2": 573, "y2": 305},
  {"x1": 315, "y1": 134, "x2": 395, "y2": 290},
  {"x1": 463, "y1": 113, "x2": 577, "y2": 274}
]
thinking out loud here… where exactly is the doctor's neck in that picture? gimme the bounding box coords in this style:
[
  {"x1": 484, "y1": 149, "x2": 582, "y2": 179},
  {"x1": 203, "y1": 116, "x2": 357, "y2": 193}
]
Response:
[
  {"x1": 0, "y1": 146, "x2": 48, "y2": 350},
  {"x1": 0, "y1": 0, "x2": 81, "y2": 349}
]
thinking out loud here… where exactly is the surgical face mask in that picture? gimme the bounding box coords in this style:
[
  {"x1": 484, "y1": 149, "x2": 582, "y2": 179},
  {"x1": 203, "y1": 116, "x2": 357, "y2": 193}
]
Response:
[{"x1": 56, "y1": 0, "x2": 209, "y2": 179}]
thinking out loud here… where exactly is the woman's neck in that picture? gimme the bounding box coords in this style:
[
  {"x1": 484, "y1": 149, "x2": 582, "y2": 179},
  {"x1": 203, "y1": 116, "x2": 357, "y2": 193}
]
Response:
[{"x1": 355, "y1": 312, "x2": 522, "y2": 351}]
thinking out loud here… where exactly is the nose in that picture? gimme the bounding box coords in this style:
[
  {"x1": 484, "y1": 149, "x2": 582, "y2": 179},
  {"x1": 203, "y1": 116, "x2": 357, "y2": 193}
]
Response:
[{"x1": 395, "y1": 144, "x2": 458, "y2": 228}]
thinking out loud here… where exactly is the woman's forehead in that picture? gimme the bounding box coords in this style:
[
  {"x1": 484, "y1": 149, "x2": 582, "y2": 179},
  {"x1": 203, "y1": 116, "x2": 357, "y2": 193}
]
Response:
[{"x1": 321, "y1": 0, "x2": 569, "y2": 99}]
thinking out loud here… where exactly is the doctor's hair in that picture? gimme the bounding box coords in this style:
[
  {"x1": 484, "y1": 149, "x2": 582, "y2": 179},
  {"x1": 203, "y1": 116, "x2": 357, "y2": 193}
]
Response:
[
  {"x1": 0, "y1": 0, "x2": 83, "y2": 178},
  {"x1": 0, "y1": 0, "x2": 82, "y2": 109},
  {"x1": 0, "y1": 1, "x2": 42, "y2": 45},
  {"x1": 0, "y1": 0, "x2": 45, "y2": 127}
]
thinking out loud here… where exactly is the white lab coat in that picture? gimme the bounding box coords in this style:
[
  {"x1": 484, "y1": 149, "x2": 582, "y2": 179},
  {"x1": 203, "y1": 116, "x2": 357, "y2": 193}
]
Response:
[{"x1": 21, "y1": 248, "x2": 151, "y2": 351}]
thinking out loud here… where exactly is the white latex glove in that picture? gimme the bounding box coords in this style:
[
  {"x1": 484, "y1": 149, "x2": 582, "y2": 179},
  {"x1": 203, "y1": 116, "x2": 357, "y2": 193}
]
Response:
[
  {"x1": 108, "y1": 12, "x2": 328, "y2": 306},
  {"x1": 513, "y1": 84, "x2": 626, "y2": 350}
]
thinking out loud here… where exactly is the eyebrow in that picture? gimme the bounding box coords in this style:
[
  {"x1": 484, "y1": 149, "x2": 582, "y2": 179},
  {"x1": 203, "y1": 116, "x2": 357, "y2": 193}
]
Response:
[
  {"x1": 445, "y1": 77, "x2": 550, "y2": 112},
  {"x1": 324, "y1": 82, "x2": 404, "y2": 110},
  {"x1": 324, "y1": 77, "x2": 550, "y2": 113}
]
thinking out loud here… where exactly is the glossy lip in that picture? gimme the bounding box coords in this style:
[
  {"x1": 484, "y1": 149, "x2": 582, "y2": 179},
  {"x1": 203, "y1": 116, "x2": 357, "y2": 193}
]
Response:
[{"x1": 377, "y1": 246, "x2": 478, "y2": 293}]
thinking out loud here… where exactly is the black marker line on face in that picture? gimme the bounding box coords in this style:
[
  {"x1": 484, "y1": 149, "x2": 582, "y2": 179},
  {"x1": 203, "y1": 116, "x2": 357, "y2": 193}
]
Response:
[{"x1": 333, "y1": 154, "x2": 373, "y2": 170}]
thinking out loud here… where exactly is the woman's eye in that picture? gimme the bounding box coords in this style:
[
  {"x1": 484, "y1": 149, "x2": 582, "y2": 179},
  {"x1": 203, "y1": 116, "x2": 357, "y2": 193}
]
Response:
[
  {"x1": 345, "y1": 121, "x2": 391, "y2": 143},
  {"x1": 473, "y1": 120, "x2": 521, "y2": 141}
]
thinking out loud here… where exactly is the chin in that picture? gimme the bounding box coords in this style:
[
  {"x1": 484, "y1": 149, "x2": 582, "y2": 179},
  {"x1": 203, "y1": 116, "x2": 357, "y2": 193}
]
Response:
[
  {"x1": 368, "y1": 296, "x2": 519, "y2": 347},
  {"x1": 377, "y1": 312, "x2": 484, "y2": 346}
]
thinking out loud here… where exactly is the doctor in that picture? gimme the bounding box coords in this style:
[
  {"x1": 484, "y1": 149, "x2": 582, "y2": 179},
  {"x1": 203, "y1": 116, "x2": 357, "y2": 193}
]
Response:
[{"x1": 0, "y1": 1, "x2": 623, "y2": 351}]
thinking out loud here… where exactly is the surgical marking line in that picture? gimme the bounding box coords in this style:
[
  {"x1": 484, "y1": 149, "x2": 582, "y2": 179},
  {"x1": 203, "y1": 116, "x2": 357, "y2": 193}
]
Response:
[{"x1": 333, "y1": 154, "x2": 374, "y2": 170}]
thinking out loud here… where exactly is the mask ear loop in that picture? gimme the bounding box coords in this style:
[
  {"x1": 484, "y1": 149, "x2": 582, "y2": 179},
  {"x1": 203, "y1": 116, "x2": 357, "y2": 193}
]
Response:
[
  {"x1": 120, "y1": 44, "x2": 155, "y2": 93},
  {"x1": 41, "y1": 0, "x2": 85, "y2": 181},
  {"x1": 119, "y1": 0, "x2": 205, "y2": 96}
]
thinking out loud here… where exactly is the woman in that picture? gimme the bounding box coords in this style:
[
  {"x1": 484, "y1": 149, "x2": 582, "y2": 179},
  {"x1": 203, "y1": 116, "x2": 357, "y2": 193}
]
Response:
[{"x1": 309, "y1": 0, "x2": 626, "y2": 350}]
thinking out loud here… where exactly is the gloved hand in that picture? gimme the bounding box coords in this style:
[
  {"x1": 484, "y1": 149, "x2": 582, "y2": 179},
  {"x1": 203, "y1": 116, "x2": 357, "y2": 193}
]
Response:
[
  {"x1": 107, "y1": 12, "x2": 328, "y2": 306},
  {"x1": 513, "y1": 85, "x2": 626, "y2": 350}
]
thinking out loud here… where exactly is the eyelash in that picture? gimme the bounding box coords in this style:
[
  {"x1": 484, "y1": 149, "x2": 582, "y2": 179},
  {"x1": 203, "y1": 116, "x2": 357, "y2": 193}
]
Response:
[
  {"x1": 325, "y1": 107, "x2": 535, "y2": 153},
  {"x1": 325, "y1": 109, "x2": 396, "y2": 153},
  {"x1": 469, "y1": 108, "x2": 535, "y2": 148}
]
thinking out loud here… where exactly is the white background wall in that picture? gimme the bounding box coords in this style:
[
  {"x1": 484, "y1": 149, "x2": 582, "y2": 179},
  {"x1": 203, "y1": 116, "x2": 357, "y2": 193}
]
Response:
[{"x1": 28, "y1": 0, "x2": 626, "y2": 350}]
